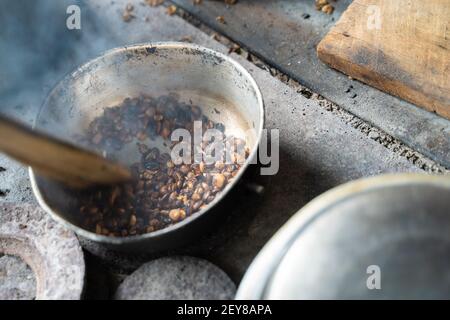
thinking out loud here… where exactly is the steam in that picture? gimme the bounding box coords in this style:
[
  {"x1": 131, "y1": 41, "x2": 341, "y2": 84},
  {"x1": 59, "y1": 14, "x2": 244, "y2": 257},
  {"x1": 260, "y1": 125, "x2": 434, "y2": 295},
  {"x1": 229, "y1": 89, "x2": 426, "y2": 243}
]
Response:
[{"x1": 0, "y1": 0, "x2": 116, "y2": 123}]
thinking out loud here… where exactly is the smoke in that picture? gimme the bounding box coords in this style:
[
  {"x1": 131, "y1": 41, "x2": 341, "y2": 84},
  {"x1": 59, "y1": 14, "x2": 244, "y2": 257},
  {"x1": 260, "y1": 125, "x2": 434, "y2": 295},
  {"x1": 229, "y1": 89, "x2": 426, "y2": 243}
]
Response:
[{"x1": 0, "y1": 0, "x2": 116, "y2": 123}]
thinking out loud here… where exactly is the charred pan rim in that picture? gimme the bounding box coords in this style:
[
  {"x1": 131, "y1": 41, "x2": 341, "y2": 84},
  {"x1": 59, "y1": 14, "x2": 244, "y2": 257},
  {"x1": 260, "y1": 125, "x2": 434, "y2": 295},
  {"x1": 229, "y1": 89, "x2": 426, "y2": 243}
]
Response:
[
  {"x1": 235, "y1": 173, "x2": 450, "y2": 299},
  {"x1": 29, "y1": 42, "x2": 265, "y2": 245}
]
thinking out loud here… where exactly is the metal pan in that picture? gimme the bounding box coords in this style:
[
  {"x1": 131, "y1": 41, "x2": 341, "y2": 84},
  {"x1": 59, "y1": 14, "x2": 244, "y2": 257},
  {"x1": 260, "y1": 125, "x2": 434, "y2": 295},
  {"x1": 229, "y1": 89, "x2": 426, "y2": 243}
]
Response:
[
  {"x1": 29, "y1": 42, "x2": 264, "y2": 252},
  {"x1": 236, "y1": 174, "x2": 450, "y2": 299}
]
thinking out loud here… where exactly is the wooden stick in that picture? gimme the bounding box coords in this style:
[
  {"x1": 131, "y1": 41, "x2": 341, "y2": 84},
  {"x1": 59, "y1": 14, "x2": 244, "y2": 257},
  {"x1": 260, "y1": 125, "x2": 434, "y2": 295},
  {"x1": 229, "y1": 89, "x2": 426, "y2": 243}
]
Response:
[{"x1": 0, "y1": 115, "x2": 131, "y2": 188}]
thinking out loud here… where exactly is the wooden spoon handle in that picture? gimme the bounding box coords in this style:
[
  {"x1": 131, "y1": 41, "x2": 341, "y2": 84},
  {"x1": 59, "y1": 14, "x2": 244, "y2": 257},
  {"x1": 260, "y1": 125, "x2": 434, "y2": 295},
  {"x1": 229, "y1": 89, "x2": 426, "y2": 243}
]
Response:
[{"x1": 0, "y1": 115, "x2": 131, "y2": 188}]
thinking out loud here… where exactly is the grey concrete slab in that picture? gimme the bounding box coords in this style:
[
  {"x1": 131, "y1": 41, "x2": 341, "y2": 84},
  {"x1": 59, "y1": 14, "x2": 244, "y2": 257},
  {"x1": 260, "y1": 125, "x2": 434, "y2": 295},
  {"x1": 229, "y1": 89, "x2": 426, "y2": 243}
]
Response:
[
  {"x1": 115, "y1": 256, "x2": 235, "y2": 300},
  {"x1": 0, "y1": 0, "x2": 423, "y2": 285},
  {"x1": 0, "y1": 157, "x2": 35, "y2": 204},
  {"x1": 170, "y1": 0, "x2": 450, "y2": 168},
  {"x1": 76, "y1": 0, "x2": 419, "y2": 280}
]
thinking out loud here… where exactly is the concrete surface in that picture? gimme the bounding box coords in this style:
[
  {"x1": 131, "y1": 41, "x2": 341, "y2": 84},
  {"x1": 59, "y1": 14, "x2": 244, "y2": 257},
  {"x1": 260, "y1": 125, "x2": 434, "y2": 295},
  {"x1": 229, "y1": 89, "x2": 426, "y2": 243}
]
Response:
[
  {"x1": 171, "y1": 0, "x2": 450, "y2": 168},
  {"x1": 76, "y1": 0, "x2": 419, "y2": 280},
  {"x1": 115, "y1": 256, "x2": 235, "y2": 300}
]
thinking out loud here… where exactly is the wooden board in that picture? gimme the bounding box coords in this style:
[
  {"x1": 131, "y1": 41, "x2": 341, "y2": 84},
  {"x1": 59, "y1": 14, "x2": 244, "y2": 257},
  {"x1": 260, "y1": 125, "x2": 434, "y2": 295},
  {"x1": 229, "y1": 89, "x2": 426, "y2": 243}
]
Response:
[{"x1": 318, "y1": 0, "x2": 450, "y2": 120}]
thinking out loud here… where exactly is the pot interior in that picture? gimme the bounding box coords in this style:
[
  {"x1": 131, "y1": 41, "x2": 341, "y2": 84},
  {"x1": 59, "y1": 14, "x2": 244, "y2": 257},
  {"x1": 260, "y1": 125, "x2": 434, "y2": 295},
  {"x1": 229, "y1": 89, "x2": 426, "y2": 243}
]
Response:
[{"x1": 32, "y1": 43, "x2": 263, "y2": 239}]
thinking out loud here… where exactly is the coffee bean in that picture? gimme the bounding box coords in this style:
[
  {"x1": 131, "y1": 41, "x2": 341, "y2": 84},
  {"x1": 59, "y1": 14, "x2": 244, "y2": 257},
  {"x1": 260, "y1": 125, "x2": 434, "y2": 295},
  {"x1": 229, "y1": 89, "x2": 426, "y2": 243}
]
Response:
[{"x1": 80, "y1": 95, "x2": 248, "y2": 236}]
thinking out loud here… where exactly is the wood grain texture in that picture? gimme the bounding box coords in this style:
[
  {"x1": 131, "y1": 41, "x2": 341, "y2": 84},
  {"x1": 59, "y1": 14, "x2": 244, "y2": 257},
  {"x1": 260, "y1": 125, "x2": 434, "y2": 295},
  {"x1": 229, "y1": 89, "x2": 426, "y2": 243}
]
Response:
[
  {"x1": 0, "y1": 116, "x2": 131, "y2": 188},
  {"x1": 318, "y1": 0, "x2": 450, "y2": 119}
]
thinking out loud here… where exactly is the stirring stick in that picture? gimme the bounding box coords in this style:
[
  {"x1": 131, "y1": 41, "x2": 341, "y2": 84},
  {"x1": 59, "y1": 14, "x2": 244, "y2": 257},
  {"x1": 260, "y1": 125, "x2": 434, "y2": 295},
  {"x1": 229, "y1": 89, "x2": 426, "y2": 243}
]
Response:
[{"x1": 0, "y1": 115, "x2": 131, "y2": 188}]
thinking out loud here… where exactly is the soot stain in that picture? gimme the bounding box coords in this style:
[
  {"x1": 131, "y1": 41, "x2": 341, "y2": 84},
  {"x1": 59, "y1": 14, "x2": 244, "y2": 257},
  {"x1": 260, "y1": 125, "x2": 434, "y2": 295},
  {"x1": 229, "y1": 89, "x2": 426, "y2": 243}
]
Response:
[{"x1": 145, "y1": 47, "x2": 157, "y2": 54}]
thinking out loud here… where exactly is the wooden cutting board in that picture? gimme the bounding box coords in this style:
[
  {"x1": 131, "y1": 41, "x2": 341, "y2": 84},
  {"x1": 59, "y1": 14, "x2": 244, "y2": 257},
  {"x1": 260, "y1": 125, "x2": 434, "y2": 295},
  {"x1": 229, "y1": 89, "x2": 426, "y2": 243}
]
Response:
[{"x1": 317, "y1": 0, "x2": 450, "y2": 120}]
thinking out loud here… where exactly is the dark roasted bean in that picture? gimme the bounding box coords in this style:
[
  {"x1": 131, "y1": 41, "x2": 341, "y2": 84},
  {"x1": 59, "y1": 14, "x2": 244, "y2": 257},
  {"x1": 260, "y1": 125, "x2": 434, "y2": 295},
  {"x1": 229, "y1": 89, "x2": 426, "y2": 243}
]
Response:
[
  {"x1": 192, "y1": 201, "x2": 202, "y2": 211},
  {"x1": 215, "y1": 122, "x2": 225, "y2": 132},
  {"x1": 144, "y1": 161, "x2": 160, "y2": 170},
  {"x1": 80, "y1": 94, "x2": 248, "y2": 237}
]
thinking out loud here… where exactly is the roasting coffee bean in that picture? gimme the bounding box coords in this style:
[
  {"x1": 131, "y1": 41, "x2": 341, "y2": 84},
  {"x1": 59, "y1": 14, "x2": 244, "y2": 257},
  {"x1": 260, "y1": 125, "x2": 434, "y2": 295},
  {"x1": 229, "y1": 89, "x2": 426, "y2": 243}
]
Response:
[{"x1": 79, "y1": 94, "x2": 249, "y2": 237}]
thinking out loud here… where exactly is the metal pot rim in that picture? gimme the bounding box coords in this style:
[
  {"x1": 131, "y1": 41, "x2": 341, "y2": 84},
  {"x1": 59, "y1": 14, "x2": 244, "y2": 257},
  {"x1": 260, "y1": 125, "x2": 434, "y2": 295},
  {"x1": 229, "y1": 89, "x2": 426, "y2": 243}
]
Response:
[
  {"x1": 29, "y1": 42, "x2": 265, "y2": 245},
  {"x1": 235, "y1": 173, "x2": 450, "y2": 299}
]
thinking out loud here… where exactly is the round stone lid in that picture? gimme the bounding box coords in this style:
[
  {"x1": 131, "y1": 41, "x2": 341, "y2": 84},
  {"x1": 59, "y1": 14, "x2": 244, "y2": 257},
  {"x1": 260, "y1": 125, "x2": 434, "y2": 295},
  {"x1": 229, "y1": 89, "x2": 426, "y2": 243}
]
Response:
[{"x1": 236, "y1": 174, "x2": 450, "y2": 299}]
